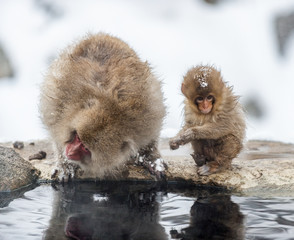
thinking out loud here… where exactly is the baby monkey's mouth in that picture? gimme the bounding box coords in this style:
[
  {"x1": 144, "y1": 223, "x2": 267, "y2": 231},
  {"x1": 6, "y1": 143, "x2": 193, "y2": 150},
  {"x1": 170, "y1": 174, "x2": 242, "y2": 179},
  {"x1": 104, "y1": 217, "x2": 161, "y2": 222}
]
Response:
[{"x1": 65, "y1": 133, "x2": 91, "y2": 162}]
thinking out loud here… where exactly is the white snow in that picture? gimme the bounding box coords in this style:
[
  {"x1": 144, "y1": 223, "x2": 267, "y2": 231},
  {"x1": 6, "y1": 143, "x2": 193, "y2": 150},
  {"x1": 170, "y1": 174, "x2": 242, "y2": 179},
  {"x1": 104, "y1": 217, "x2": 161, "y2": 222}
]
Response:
[
  {"x1": 155, "y1": 158, "x2": 165, "y2": 172},
  {"x1": 0, "y1": 0, "x2": 294, "y2": 143},
  {"x1": 93, "y1": 194, "x2": 109, "y2": 202},
  {"x1": 199, "y1": 80, "x2": 208, "y2": 88},
  {"x1": 194, "y1": 66, "x2": 212, "y2": 88},
  {"x1": 196, "y1": 75, "x2": 209, "y2": 88}
]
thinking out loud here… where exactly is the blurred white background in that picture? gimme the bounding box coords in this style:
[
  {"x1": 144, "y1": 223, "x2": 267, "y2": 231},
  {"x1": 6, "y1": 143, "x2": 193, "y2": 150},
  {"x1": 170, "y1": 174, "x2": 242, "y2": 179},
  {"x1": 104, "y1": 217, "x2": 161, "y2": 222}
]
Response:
[{"x1": 0, "y1": 0, "x2": 294, "y2": 143}]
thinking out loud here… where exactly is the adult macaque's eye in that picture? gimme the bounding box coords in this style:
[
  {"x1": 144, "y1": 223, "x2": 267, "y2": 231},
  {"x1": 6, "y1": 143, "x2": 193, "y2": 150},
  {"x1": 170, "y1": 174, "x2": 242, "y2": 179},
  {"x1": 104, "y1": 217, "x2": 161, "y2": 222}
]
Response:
[{"x1": 65, "y1": 131, "x2": 77, "y2": 144}]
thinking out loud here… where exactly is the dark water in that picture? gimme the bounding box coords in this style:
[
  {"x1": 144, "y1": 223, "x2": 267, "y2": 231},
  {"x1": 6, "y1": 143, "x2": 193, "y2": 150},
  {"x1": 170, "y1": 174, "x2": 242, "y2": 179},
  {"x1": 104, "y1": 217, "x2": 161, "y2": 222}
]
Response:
[{"x1": 0, "y1": 182, "x2": 294, "y2": 240}]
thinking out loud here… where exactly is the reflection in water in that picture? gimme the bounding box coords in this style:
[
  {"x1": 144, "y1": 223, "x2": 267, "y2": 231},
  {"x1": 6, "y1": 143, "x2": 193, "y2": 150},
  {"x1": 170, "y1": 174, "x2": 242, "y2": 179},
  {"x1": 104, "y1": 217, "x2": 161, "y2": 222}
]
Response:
[
  {"x1": 1, "y1": 183, "x2": 294, "y2": 240},
  {"x1": 168, "y1": 196, "x2": 244, "y2": 240},
  {"x1": 43, "y1": 182, "x2": 244, "y2": 240},
  {"x1": 44, "y1": 182, "x2": 169, "y2": 240}
]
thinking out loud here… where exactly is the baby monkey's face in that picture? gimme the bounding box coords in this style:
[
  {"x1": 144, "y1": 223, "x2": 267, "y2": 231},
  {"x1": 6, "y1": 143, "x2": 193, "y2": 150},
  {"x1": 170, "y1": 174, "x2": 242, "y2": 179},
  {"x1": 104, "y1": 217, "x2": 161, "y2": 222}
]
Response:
[
  {"x1": 194, "y1": 94, "x2": 215, "y2": 114},
  {"x1": 181, "y1": 65, "x2": 224, "y2": 116}
]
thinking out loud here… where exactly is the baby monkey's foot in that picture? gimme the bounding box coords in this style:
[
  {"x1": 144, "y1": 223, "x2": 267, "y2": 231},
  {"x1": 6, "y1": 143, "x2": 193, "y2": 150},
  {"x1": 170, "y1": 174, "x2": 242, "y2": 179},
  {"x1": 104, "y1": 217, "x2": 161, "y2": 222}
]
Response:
[
  {"x1": 51, "y1": 160, "x2": 84, "y2": 182},
  {"x1": 191, "y1": 153, "x2": 219, "y2": 176},
  {"x1": 191, "y1": 153, "x2": 208, "y2": 166},
  {"x1": 197, "y1": 162, "x2": 220, "y2": 176},
  {"x1": 197, "y1": 164, "x2": 211, "y2": 176}
]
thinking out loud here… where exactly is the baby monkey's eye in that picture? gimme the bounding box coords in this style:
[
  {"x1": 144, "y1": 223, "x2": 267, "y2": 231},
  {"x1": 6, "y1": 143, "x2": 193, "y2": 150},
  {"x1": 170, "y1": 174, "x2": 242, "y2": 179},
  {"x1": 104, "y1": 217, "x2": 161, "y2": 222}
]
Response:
[
  {"x1": 207, "y1": 95, "x2": 214, "y2": 101},
  {"x1": 195, "y1": 97, "x2": 204, "y2": 103}
]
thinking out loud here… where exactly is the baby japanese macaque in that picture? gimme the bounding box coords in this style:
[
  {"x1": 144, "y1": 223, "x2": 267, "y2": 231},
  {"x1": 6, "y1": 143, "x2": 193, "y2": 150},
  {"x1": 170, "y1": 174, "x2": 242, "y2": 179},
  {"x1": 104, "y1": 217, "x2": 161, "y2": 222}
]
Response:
[
  {"x1": 169, "y1": 65, "x2": 246, "y2": 175},
  {"x1": 40, "y1": 33, "x2": 166, "y2": 181}
]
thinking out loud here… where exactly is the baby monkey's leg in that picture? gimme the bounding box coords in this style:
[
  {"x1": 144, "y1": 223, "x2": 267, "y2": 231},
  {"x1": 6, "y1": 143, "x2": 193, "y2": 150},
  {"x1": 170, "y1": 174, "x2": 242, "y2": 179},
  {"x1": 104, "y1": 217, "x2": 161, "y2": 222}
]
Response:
[
  {"x1": 191, "y1": 140, "x2": 211, "y2": 166},
  {"x1": 194, "y1": 135, "x2": 242, "y2": 176}
]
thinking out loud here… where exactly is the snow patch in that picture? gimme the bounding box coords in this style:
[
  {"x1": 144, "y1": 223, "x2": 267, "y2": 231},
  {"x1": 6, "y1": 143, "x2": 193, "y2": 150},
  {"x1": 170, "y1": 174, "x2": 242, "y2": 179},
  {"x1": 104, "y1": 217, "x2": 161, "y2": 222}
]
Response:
[
  {"x1": 93, "y1": 194, "x2": 108, "y2": 202},
  {"x1": 194, "y1": 66, "x2": 212, "y2": 88},
  {"x1": 155, "y1": 158, "x2": 165, "y2": 172},
  {"x1": 0, "y1": 1, "x2": 294, "y2": 143}
]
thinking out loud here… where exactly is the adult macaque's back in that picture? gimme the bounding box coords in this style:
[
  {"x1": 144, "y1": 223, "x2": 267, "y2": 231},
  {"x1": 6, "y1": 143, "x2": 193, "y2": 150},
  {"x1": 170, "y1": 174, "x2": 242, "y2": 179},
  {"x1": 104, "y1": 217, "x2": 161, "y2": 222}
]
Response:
[{"x1": 40, "y1": 33, "x2": 166, "y2": 181}]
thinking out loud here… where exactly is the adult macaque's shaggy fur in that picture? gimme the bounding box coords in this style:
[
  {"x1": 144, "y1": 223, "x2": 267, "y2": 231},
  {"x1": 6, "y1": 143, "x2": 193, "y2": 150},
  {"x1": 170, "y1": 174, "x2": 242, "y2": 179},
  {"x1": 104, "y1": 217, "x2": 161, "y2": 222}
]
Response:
[{"x1": 40, "y1": 33, "x2": 166, "y2": 180}]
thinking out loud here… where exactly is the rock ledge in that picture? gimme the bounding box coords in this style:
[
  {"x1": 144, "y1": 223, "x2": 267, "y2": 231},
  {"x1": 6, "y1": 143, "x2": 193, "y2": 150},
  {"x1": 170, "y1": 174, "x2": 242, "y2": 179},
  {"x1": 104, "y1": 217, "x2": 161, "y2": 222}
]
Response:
[
  {"x1": 0, "y1": 146, "x2": 40, "y2": 192},
  {"x1": 1, "y1": 140, "x2": 294, "y2": 197}
]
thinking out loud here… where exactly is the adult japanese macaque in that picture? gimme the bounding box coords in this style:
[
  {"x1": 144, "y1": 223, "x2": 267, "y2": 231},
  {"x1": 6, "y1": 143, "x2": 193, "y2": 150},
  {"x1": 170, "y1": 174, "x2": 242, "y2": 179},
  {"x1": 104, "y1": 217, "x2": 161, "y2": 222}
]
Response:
[
  {"x1": 40, "y1": 33, "x2": 166, "y2": 181},
  {"x1": 169, "y1": 65, "x2": 246, "y2": 175}
]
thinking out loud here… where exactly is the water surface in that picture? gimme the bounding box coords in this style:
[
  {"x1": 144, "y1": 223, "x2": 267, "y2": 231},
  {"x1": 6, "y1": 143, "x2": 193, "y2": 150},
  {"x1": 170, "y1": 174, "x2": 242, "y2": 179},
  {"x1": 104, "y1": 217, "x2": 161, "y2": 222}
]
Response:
[{"x1": 0, "y1": 182, "x2": 294, "y2": 240}]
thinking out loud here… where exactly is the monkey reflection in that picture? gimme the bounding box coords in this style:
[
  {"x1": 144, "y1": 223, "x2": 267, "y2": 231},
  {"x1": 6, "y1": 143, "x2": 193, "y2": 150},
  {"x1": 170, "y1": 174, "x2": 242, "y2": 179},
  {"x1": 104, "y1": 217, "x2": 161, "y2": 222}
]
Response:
[
  {"x1": 170, "y1": 195, "x2": 244, "y2": 240},
  {"x1": 43, "y1": 183, "x2": 168, "y2": 240}
]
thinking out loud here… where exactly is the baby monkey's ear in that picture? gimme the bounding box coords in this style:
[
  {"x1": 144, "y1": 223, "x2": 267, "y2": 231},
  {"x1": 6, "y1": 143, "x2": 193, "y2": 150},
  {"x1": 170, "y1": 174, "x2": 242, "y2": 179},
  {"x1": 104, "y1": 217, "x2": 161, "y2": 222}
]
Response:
[{"x1": 181, "y1": 83, "x2": 187, "y2": 96}]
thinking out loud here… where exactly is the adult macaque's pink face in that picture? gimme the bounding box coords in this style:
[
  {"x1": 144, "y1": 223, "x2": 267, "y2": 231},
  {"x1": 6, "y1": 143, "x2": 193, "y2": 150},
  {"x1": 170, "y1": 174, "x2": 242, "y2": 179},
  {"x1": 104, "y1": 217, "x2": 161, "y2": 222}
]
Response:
[{"x1": 65, "y1": 134, "x2": 91, "y2": 161}]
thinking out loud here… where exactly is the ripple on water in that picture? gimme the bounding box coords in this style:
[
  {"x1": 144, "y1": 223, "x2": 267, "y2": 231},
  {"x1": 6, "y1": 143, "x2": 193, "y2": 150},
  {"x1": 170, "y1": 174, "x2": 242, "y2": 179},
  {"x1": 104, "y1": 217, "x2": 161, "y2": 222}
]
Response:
[
  {"x1": 0, "y1": 185, "x2": 54, "y2": 240},
  {"x1": 1, "y1": 184, "x2": 294, "y2": 240},
  {"x1": 232, "y1": 196, "x2": 294, "y2": 239},
  {"x1": 159, "y1": 193, "x2": 195, "y2": 234}
]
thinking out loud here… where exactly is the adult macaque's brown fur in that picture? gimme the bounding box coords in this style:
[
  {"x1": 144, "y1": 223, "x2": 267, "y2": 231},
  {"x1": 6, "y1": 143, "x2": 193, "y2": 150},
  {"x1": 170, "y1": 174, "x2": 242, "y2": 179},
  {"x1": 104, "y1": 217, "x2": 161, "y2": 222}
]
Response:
[
  {"x1": 169, "y1": 65, "x2": 246, "y2": 175},
  {"x1": 40, "y1": 33, "x2": 166, "y2": 180}
]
